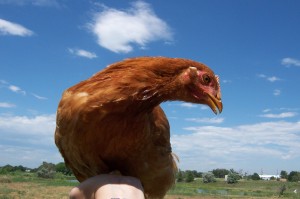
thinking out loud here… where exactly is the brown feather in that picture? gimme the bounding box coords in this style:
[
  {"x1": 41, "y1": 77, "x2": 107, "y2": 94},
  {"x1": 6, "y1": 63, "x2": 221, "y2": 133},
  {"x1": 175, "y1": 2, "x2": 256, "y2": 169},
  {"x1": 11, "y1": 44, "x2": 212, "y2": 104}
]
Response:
[{"x1": 55, "y1": 56, "x2": 221, "y2": 198}]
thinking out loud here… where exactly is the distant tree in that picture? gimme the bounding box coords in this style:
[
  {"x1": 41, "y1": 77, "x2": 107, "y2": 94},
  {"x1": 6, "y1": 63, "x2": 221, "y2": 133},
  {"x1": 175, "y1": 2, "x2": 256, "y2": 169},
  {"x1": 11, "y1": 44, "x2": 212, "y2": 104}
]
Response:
[
  {"x1": 176, "y1": 170, "x2": 184, "y2": 182},
  {"x1": 0, "y1": 165, "x2": 30, "y2": 174},
  {"x1": 0, "y1": 165, "x2": 14, "y2": 174},
  {"x1": 212, "y1": 168, "x2": 229, "y2": 178},
  {"x1": 12, "y1": 165, "x2": 24, "y2": 172},
  {"x1": 191, "y1": 170, "x2": 202, "y2": 178},
  {"x1": 55, "y1": 162, "x2": 73, "y2": 176},
  {"x1": 287, "y1": 171, "x2": 300, "y2": 182},
  {"x1": 30, "y1": 168, "x2": 39, "y2": 173},
  {"x1": 197, "y1": 171, "x2": 203, "y2": 178},
  {"x1": 251, "y1": 173, "x2": 261, "y2": 180},
  {"x1": 202, "y1": 172, "x2": 216, "y2": 183},
  {"x1": 243, "y1": 172, "x2": 248, "y2": 179},
  {"x1": 280, "y1": 170, "x2": 288, "y2": 179},
  {"x1": 185, "y1": 171, "x2": 194, "y2": 183},
  {"x1": 37, "y1": 162, "x2": 56, "y2": 179}
]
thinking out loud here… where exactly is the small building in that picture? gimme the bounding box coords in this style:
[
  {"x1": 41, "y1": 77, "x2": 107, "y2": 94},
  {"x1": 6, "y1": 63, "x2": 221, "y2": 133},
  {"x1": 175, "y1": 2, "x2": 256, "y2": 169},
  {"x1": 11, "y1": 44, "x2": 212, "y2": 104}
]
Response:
[
  {"x1": 224, "y1": 175, "x2": 228, "y2": 181},
  {"x1": 259, "y1": 174, "x2": 280, "y2": 180}
]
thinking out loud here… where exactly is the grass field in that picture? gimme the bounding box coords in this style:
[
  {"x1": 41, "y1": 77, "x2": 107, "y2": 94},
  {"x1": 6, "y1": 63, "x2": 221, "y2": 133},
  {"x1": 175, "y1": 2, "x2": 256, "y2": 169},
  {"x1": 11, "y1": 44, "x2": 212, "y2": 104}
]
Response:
[{"x1": 1, "y1": 173, "x2": 300, "y2": 198}]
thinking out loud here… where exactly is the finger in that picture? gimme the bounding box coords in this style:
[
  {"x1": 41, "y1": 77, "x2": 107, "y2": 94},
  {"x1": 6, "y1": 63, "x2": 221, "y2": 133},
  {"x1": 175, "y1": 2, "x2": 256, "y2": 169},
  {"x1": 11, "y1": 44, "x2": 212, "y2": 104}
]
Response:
[{"x1": 69, "y1": 187, "x2": 83, "y2": 199}]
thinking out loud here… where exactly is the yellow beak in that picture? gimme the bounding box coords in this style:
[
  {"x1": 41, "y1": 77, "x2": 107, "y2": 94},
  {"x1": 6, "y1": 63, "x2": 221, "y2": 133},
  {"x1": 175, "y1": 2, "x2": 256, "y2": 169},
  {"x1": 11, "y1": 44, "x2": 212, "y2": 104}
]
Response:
[{"x1": 206, "y1": 92, "x2": 223, "y2": 114}]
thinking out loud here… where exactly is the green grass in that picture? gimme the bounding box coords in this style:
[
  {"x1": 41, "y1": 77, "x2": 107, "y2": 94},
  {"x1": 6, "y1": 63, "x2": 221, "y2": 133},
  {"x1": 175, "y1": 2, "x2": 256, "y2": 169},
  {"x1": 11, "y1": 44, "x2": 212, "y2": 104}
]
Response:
[
  {"x1": 1, "y1": 173, "x2": 300, "y2": 198},
  {"x1": 4, "y1": 171, "x2": 78, "y2": 187},
  {"x1": 168, "y1": 178, "x2": 300, "y2": 198}
]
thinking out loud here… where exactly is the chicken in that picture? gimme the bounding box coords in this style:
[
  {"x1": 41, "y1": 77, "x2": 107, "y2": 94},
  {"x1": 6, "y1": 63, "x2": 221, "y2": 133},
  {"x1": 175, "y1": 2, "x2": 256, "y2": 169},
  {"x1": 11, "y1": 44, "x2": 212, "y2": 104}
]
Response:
[{"x1": 55, "y1": 57, "x2": 222, "y2": 198}]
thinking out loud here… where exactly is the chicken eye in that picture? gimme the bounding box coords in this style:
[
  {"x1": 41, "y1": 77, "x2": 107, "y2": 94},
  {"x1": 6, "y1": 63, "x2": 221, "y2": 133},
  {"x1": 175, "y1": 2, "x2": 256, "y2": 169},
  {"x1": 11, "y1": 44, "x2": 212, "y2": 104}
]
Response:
[{"x1": 202, "y1": 74, "x2": 211, "y2": 84}]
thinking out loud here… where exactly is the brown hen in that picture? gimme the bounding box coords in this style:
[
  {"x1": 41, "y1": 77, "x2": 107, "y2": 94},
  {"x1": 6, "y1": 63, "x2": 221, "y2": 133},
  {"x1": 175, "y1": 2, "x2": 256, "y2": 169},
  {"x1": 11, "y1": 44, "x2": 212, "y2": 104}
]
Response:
[{"x1": 55, "y1": 57, "x2": 222, "y2": 198}]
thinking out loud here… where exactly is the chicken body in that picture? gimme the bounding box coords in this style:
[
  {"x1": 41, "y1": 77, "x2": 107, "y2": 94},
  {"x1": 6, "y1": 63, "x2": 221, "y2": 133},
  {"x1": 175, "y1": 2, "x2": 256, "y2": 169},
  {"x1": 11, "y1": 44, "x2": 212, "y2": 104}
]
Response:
[{"x1": 55, "y1": 57, "x2": 222, "y2": 198}]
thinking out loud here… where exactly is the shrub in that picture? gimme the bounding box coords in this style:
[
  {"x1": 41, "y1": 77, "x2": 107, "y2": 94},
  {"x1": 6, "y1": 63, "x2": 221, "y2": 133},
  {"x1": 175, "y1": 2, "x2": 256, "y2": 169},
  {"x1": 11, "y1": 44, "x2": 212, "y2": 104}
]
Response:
[
  {"x1": 202, "y1": 172, "x2": 216, "y2": 183},
  {"x1": 36, "y1": 162, "x2": 56, "y2": 179},
  {"x1": 251, "y1": 173, "x2": 261, "y2": 180},
  {"x1": 278, "y1": 184, "x2": 286, "y2": 196},
  {"x1": 37, "y1": 168, "x2": 55, "y2": 179},
  {"x1": 227, "y1": 172, "x2": 240, "y2": 184},
  {"x1": 185, "y1": 171, "x2": 194, "y2": 183}
]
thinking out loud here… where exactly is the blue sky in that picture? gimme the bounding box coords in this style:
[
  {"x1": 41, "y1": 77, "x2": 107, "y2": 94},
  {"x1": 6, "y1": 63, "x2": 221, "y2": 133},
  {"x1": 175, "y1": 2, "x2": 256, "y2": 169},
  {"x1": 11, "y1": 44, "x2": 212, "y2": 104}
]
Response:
[{"x1": 1, "y1": 0, "x2": 300, "y2": 175}]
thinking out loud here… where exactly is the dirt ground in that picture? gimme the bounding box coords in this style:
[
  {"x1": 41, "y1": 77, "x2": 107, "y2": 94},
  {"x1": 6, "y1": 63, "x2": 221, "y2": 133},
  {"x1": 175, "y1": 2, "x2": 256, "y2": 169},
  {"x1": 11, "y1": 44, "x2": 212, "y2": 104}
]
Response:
[{"x1": 0, "y1": 182, "x2": 70, "y2": 199}]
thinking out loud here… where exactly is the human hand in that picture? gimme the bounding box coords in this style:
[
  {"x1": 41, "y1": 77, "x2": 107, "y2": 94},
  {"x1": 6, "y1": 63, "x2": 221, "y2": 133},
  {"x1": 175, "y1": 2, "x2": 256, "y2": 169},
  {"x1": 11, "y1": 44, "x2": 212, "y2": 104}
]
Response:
[{"x1": 69, "y1": 174, "x2": 145, "y2": 199}]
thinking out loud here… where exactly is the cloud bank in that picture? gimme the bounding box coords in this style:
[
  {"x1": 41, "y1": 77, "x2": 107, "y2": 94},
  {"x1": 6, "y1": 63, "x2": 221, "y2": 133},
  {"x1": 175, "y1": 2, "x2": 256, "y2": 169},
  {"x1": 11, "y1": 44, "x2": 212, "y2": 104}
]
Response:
[
  {"x1": 90, "y1": 1, "x2": 172, "y2": 53},
  {"x1": 172, "y1": 121, "x2": 300, "y2": 172},
  {"x1": 1, "y1": 112, "x2": 299, "y2": 173},
  {"x1": 0, "y1": 114, "x2": 60, "y2": 167}
]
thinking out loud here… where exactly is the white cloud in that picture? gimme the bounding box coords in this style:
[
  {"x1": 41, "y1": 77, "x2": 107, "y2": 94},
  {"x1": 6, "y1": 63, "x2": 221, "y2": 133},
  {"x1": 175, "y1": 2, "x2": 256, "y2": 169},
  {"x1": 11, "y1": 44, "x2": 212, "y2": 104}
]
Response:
[
  {"x1": 68, "y1": 48, "x2": 97, "y2": 59},
  {"x1": 258, "y1": 74, "x2": 266, "y2": 78},
  {"x1": 172, "y1": 121, "x2": 300, "y2": 172},
  {"x1": 222, "y1": 79, "x2": 232, "y2": 84},
  {"x1": 186, "y1": 117, "x2": 224, "y2": 124},
  {"x1": 200, "y1": 105, "x2": 209, "y2": 110},
  {"x1": 262, "y1": 109, "x2": 271, "y2": 113},
  {"x1": 90, "y1": 1, "x2": 172, "y2": 53},
  {"x1": 0, "y1": 18, "x2": 33, "y2": 36},
  {"x1": 260, "y1": 112, "x2": 297, "y2": 118},
  {"x1": 0, "y1": 102, "x2": 16, "y2": 108},
  {"x1": 0, "y1": 114, "x2": 55, "y2": 137},
  {"x1": 8, "y1": 85, "x2": 26, "y2": 95},
  {"x1": 281, "y1": 57, "x2": 300, "y2": 67},
  {"x1": 258, "y1": 74, "x2": 281, "y2": 82},
  {"x1": 273, "y1": 89, "x2": 281, "y2": 96},
  {"x1": 180, "y1": 103, "x2": 197, "y2": 108},
  {"x1": 1, "y1": 81, "x2": 47, "y2": 99},
  {"x1": 31, "y1": 93, "x2": 48, "y2": 100},
  {"x1": 179, "y1": 103, "x2": 211, "y2": 110},
  {"x1": 267, "y1": 76, "x2": 281, "y2": 82}
]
